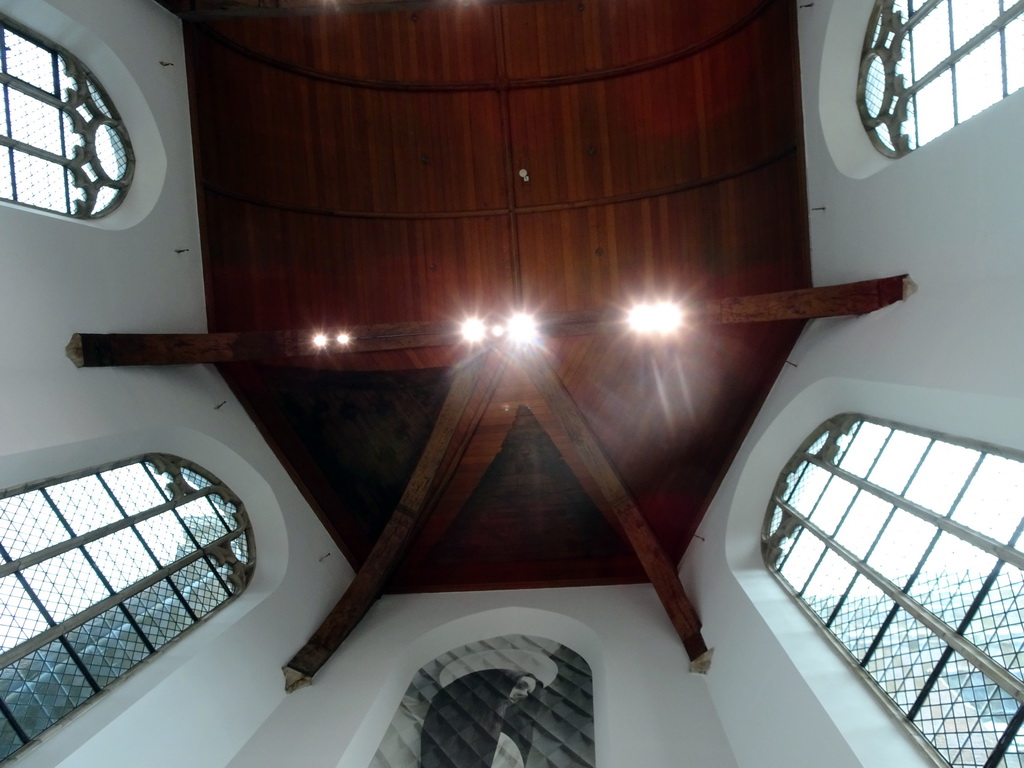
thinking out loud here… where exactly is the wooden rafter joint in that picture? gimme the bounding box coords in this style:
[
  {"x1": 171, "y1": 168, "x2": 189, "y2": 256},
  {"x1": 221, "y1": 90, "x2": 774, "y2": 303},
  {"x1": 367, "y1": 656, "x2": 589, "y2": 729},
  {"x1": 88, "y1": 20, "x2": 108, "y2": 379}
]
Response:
[
  {"x1": 280, "y1": 353, "x2": 507, "y2": 689},
  {"x1": 66, "y1": 276, "x2": 912, "y2": 369},
  {"x1": 517, "y1": 349, "x2": 709, "y2": 663}
]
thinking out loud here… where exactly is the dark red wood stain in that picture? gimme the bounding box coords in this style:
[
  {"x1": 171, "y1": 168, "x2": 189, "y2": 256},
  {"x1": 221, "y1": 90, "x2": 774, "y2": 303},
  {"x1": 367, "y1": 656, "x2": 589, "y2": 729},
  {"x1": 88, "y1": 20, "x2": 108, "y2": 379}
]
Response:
[{"x1": 186, "y1": 0, "x2": 811, "y2": 591}]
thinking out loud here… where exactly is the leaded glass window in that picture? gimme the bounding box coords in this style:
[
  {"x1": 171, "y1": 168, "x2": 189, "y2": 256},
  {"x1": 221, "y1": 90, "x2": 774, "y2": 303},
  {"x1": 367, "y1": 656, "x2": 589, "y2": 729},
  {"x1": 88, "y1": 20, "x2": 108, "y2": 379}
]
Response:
[
  {"x1": 0, "y1": 12, "x2": 133, "y2": 217},
  {"x1": 763, "y1": 415, "x2": 1024, "y2": 768},
  {"x1": 0, "y1": 455, "x2": 255, "y2": 761},
  {"x1": 858, "y1": 0, "x2": 1024, "y2": 157}
]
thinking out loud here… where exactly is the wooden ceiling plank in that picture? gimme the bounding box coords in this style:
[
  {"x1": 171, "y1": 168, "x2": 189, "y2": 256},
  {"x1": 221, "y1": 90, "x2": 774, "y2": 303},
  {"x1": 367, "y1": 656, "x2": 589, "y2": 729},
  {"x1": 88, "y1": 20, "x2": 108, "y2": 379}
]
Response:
[
  {"x1": 66, "y1": 276, "x2": 911, "y2": 368},
  {"x1": 155, "y1": 0, "x2": 562, "y2": 21},
  {"x1": 518, "y1": 349, "x2": 709, "y2": 662},
  {"x1": 282, "y1": 351, "x2": 490, "y2": 689}
]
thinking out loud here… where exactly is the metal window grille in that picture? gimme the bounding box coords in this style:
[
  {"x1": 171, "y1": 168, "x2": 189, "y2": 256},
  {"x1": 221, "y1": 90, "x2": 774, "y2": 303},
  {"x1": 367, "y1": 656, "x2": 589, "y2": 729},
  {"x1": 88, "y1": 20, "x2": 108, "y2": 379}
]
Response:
[
  {"x1": 0, "y1": 12, "x2": 134, "y2": 218},
  {"x1": 763, "y1": 414, "x2": 1024, "y2": 768},
  {"x1": 0, "y1": 455, "x2": 255, "y2": 762},
  {"x1": 857, "y1": 0, "x2": 1024, "y2": 157}
]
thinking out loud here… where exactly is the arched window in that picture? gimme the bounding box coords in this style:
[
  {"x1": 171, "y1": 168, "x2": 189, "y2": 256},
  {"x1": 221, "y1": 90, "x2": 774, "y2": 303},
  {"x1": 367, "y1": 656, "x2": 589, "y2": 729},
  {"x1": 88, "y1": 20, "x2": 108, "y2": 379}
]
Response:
[
  {"x1": 858, "y1": 0, "x2": 1024, "y2": 157},
  {"x1": 763, "y1": 415, "x2": 1024, "y2": 768},
  {"x1": 0, "y1": 455, "x2": 254, "y2": 761},
  {"x1": 0, "y1": 12, "x2": 133, "y2": 218}
]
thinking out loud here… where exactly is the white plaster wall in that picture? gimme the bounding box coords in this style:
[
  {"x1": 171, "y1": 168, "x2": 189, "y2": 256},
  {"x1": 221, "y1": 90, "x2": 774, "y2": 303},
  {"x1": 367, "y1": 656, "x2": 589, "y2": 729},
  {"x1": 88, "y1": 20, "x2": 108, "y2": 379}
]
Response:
[
  {"x1": 0, "y1": 1, "x2": 347, "y2": 765},
  {"x1": 226, "y1": 585, "x2": 739, "y2": 768},
  {"x1": 684, "y1": 0, "x2": 1024, "y2": 766}
]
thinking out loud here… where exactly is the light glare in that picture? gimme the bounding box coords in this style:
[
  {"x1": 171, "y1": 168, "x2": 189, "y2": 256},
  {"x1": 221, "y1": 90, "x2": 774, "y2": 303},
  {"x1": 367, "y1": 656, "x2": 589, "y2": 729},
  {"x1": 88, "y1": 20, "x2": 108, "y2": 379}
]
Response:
[
  {"x1": 628, "y1": 302, "x2": 683, "y2": 334},
  {"x1": 336, "y1": 332, "x2": 351, "y2": 345},
  {"x1": 507, "y1": 313, "x2": 537, "y2": 344},
  {"x1": 313, "y1": 333, "x2": 329, "y2": 348},
  {"x1": 461, "y1": 318, "x2": 487, "y2": 343}
]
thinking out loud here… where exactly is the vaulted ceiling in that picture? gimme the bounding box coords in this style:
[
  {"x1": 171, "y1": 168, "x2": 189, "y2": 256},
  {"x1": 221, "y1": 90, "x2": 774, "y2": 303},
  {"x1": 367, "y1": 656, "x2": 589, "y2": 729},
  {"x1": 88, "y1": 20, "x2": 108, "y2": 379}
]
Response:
[{"x1": 174, "y1": 0, "x2": 810, "y2": 593}]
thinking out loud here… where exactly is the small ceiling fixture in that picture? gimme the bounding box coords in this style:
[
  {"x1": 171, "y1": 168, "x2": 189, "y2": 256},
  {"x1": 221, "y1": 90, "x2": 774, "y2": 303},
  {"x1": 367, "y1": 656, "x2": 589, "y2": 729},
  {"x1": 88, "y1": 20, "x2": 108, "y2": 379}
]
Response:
[
  {"x1": 628, "y1": 302, "x2": 683, "y2": 334},
  {"x1": 312, "y1": 333, "x2": 329, "y2": 348},
  {"x1": 461, "y1": 318, "x2": 487, "y2": 343},
  {"x1": 336, "y1": 332, "x2": 351, "y2": 345},
  {"x1": 507, "y1": 313, "x2": 538, "y2": 344}
]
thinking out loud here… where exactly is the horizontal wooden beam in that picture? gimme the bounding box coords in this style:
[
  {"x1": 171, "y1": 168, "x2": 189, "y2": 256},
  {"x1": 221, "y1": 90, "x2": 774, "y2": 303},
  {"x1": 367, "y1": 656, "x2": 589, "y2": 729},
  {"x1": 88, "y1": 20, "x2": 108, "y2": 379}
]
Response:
[
  {"x1": 154, "y1": 0, "x2": 558, "y2": 20},
  {"x1": 282, "y1": 352, "x2": 496, "y2": 689},
  {"x1": 701, "y1": 274, "x2": 912, "y2": 324},
  {"x1": 67, "y1": 276, "x2": 911, "y2": 368},
  {"x1": 65, "y1": 322, "x2": 456, "y2": 367},
  {"x1": 519, "y1": 350, "x2": 709, "y2": 663}
]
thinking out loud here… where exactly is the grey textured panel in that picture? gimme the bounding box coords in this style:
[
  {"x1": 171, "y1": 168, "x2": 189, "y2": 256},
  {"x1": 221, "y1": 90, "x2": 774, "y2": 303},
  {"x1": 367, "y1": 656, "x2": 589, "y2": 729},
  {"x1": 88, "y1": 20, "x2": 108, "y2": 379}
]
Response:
[{"x1": 370, "y1": 635, "x2": 595, "y2": 768}]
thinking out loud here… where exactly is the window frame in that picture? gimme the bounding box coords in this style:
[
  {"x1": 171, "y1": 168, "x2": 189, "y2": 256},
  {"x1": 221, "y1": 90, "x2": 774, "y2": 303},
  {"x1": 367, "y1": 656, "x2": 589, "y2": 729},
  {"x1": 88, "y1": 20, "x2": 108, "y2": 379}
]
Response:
[
  {"x1": 857, "y1": 0, "x2": 1024, "y2": 157},
  {"x1": 0, "y1": 453, "x2": 255, "y2": 761},
  {"x1": 0, "y1": 11, "x2": 134, "y2": 218},
  {"x1": 763, "y1": 413, "x2": 1024, "y2": 768}
]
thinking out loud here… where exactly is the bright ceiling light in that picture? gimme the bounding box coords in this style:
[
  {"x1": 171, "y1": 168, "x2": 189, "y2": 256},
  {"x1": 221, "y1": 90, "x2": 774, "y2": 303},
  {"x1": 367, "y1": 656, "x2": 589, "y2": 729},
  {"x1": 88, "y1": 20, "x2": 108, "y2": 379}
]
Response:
[
  {"x1": 336, "y1": 332, "x2": 351, "y2": 345},
  {"x1": 507, "y1": 313, "x2": 537, "y2": 344},
  {"x1": 312, "y1": 333, "x2": 329, "y2": 348},
  {"x1": 628, "y1": 302, "x2": 683, "y2": 334},
  {"x1": 491, "y1": 324, "x2": 505, "y2": 338},
  {"x1": 461, "y1": 318, "x2": 487, "y2": 343}
]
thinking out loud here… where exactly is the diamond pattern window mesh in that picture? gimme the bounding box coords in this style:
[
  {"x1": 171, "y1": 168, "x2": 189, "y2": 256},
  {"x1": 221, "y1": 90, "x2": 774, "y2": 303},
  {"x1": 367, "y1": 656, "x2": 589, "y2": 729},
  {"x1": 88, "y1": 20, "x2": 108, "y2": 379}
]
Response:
[
  {"x1": 763, "y1": 414, "x2": 1024, "y2": 768},
  {"x1": 0, "y1": 455, "x2": 254, "y2": 761},
  {"x1": 0, "y1": 12, "x2": 133, "y2": 218},
  {"x1": 857, "y1": 0, "x2": 1024, "y2": 158}
]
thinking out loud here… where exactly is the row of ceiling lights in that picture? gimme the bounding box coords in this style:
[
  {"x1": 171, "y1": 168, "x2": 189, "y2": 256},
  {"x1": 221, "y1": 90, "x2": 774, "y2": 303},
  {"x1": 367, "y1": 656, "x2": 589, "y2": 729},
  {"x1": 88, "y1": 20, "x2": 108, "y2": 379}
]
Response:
[{"x1": 311, "y1": 302, "x2": 684, "y2": 348}]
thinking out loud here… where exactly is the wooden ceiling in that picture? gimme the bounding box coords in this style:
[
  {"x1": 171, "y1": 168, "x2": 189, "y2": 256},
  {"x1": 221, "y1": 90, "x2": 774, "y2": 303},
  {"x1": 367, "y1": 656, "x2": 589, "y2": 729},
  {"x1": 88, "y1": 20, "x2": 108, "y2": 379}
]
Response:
[{"x1": 179, "y1": 0, "x2": 811, "y2": 593}]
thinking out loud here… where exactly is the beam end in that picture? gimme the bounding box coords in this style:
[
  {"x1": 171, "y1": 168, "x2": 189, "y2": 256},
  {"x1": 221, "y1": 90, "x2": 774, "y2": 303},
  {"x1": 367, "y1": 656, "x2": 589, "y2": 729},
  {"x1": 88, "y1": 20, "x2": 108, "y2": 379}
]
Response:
[
  {"x1": 65, "y1": 334, "x2": 85, "y2": 368},
  {"x1": 688, "y1": 647, "x2": 714, "y2": 675},
  {"x1": 283, "y1": 665, "x2": 313, "y2": 693},
  {"x1": 902, "y1": 276, "x2": 918, "y2": 300}
]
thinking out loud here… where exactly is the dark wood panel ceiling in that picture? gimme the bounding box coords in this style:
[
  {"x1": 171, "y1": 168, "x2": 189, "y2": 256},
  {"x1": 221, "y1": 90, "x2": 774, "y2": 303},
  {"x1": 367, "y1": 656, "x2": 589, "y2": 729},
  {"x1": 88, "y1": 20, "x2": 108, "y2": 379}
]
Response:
[{"x1": 185, "y1": 0, "x2": 810, "y2": 592}]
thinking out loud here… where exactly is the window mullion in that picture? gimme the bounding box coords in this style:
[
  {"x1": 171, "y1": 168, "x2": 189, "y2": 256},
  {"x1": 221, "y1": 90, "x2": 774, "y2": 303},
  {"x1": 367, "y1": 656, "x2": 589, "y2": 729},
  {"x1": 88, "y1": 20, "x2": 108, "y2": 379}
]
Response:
[
  {"x1": 859, "y1": 602, "x2": 903, "y2": 665},
  {"x1": 96, "y1": 473, "x2": 179, "y2": 577},
  {"x1": 0, "y1": 488, "x2": 219, "y2": 579},
  {"x1": 776, "y1": 500, "x2": 1024, "y2": 704},
  {"x1": 947, "y1": 0, "x2": 959, "y2": 126},
  {"x1": 0, "y1": 132, "x2": 71, "y2": 168},
  {"x1": 776, "y1": 423, "x2": 887, "y2": 577},
  {"x1": 984, "y1": 702, "x2": 1024, "y2": 768},
  {"x1": 803, "y1": 454, "x2": 1024, "y2": 573},
  {"x1": 827, "y1": 442, "x2": 937, "y2": 626},
  {"x1": 901, "y1": 0, "x2": 1024, "y2": 100},
  {"x1": 1, "y1": 30, "x2": 17, "y2": 203},
  {"x1": 0, "y1": 697, "x2": 29, "y2": 751},
  {"x1": 50, "y1": 50, "x2": 71, "y2": 213},
  {"x1": 0, "y1": 526, "x2": 243, "y2": 670},
  {"x1": 906, "y1": 561, "x2": 1006, "y2": 720},
  {"x1": 0, "y1": 71, "x2": 67, "y2": 111},
  {"x1": 906, "y1": 645, "x2": 956, "y2": 721}
]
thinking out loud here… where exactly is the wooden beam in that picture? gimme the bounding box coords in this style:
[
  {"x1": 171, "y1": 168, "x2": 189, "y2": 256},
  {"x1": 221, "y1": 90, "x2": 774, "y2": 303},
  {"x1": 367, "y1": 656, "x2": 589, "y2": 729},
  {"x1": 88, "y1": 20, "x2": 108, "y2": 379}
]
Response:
[
  {"x1": 66, "y1": 321, "x2": 456, "y2": 367},
  {"x1": 282, "y1": 352, "x2": 492, "y2": 690},
  {"x1": 518, "y1": 349, "x2": 709, "y2": 663},
  {"x1": 66, "y1": 276, "x2": 912, "y2": 368},
  {"x1": 154, "y1": 0, "x2": 559, "y2": 20},
  {"x1": 701, "y1": 274, "x2": 912, "y2": 324}
]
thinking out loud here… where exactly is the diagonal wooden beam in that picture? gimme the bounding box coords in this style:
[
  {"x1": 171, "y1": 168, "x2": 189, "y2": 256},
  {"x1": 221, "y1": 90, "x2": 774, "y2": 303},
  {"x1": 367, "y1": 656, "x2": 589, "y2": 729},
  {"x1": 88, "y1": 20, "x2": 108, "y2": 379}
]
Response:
[
  {"x1": 282, "y1": 351, "x2": 493, "y2": 691},
  {"x1": 66, "y1": 276, "x2": 911, "y2": 368},
  {"x1": 154, "y1": 0, "x2": 561, "y2": 20},
  {"x1": 518, "y1": 349, "x2": 710, "y2": 666}
]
